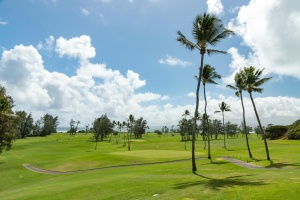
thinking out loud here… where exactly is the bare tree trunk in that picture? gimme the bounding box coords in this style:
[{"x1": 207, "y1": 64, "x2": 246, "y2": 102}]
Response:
[
  {"x1": 240, "y1": 92, "x2": 252, "y2": 158},
  {"x1": 249, "y1": 92, "x2": 270, "y2": 160},
  {"x1": 191, "y1": 53, "x2": 204, "y2": 172},
  {"x1": 222, "y1": 112, "x2": 226, "y2": 148},
  {"x1": 204, "y1": 84, "x2": 211, "y2": 160}
]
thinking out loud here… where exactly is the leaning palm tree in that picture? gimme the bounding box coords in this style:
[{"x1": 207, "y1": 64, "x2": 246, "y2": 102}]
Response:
[
  {"x1": 214, "y1": 101, "x2": 231, "y2": 149},
  {"x1": 227, "y1": 71, "x2": 253, "y2": 158},
  {"x1": 177, "y1": 13, "x2": 234, "y2": 171},
  {"x1": 202, "y1": 64, "x2": 221, "y2": 159},
  {"x1": 243, "y1": 66, "x2": 272, "y2": 160}
]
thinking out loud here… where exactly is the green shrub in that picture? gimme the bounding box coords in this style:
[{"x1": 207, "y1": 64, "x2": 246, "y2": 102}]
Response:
[
  {"x1": 288, "y1": 126, "x2": 300, "y2": 140},
  {"x1": 265, "y1": 125, "x2": 287, "y2": 140}
]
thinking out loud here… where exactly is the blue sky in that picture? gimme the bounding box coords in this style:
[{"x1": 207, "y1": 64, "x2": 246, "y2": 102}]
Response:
[{"x1": 1, "y1": 0, "x2": 300, "y2": 129}]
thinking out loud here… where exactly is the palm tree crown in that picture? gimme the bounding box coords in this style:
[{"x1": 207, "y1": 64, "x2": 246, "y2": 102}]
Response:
[
  {"x1": 177, "y1": 13, "x2": 234, "y2": 55},
  {"x1": 218, "y1": 101, "x2": 231, "y2": 113},
  {"x1": 202, "y1": 64, "x2": 221, "y2": 85},
  {"x1": 243, "y1": 66, "x2": 272, "y2": 93},
  {"x1": 227, "y1": 71, "x2": 246, "y2": 96}
]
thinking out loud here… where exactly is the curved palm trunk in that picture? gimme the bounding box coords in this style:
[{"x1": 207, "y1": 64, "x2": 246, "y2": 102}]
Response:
[
  {"x1": 222, "y1": 111, "x2": 226, "y2": 148},
  {"x1": 191, "y1": 52, "x2": 205, "y2": 172},
  {"x1": 240, "y1": 92, "x2": 252, "y2": 158},
  {"x1": 203, "y1": 83, "x2": 211, "y2": 160},
  {"x1": 249, "y1": 92, "x2": 270, "y2": 160}
]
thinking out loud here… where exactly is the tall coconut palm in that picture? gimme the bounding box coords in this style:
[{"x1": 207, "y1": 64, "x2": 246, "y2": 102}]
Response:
[
  {"x1": 177, "y1": 13, "x2": 234, "y2": 171},
  {"x1": 243, "y1": 66, "x2": 272, "y2": 160},
  {"x1": 202, "y1": 64, "x2": 221, "y2": 159},
  {"x1": 214, "y1": 101, "x2": 231, "y2": 149},
  {"x1": 227, "y1": 71, "x2": 253, "y2": 158}
]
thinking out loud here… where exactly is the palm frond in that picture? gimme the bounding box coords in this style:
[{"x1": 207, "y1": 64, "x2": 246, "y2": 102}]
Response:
[
  {"x1": 226, "y1": 84, "x2": 237, "y2": 90},
  {"x1": 177, "y1": 31, "x2": 198, "y2": 50},
  {"x1": 209, "y1": 29, "x2": 235, "y2": 46},
  {"x1": 252, "y1": 88, "x2": 263, "y2": 93},
  {"x1": 207, "y1": 49, "x2": 227, "y2": 56},
  {"x1": 254, "y1": 77, "x2": 272, "y2": 87}
]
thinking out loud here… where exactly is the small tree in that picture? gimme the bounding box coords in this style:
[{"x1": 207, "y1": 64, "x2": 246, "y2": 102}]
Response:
[
  {"x1": 93, "y1": 114, "x2": 114, "y2": 150},
  {"x1": 40, "y1": 114, "x2": 59, "y2": 136},
  {"x1": 214, "y1": 101, "x2": 231, "y2": 148}
]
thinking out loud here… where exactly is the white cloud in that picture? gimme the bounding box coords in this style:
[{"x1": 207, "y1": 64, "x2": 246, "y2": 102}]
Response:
[
  {"x1": 81, "y1": 8, "x2": 90, "y2": 16},
  {"x1": 229, "y1": 6, "x2": 241, "y2": 14},
  {"x1": 159, "y1": 55, "x2": 192, "y2": 67},
  {"x1": 0, "y1": 20, "x2": 8, "y2": 25},
  {"x1": 161, "y1": 95, "x2": 170, "y2": 100},
  {"x1": 55, "y1": 35, "x2": 96, "y2": 61},
  {"x1": 37, "y1": 35, "x2": 55, "y2": 53},
  {"x1": 1, "y1": 35, "x2": 299, "y2": 129},
  {"x1": 187, "y1": 92, "x2": 196, "y2": 97},
  {"x1": 0, "y1": 37, "x2": 170, "y2": 127},
  {"x1": 206, "y1": 0, "x2": 224, "y2": 16},
  {"x1": 226, "y1": 0, "x2": 300, "y2": 81}
]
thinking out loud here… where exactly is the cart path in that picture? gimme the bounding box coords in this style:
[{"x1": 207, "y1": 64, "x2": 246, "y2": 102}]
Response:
[{"x1": 22, "y1": 156, "x2": 287, "y2": 175}]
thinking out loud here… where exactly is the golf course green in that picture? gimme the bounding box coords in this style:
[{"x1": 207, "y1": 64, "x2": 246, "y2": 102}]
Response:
[{"x1": 0, "y1": 133, "x2": 299, "y2": 199}]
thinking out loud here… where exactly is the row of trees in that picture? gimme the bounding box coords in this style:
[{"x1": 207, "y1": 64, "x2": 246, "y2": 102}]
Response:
[
  {"x1": 177, "y1": 12, "x2": 272, "y2": 172},
  {"x1": 92, "y1": 114, "x2": 148, "y2": 151}
]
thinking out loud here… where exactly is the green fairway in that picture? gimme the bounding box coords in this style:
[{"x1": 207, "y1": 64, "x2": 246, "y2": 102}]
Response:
[{"x1": 0, "y1": 133, "x2": 300, "y2": 200}]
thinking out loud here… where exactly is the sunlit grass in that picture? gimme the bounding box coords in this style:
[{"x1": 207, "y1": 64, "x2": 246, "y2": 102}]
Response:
[{"x1": 0, "y1": 133, "x2": 300, "y2": 199}]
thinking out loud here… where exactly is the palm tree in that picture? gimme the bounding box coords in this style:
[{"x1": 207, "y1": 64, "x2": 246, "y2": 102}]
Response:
[
  {"x1": 214, "y1": 101, "x2": 231, "y2": 149},
  {"x1": 243, "y1": 66, "x2": 272, "y2": 160},
  {"x1": 128, "y1": 114, "x2": 135, "y2": 151},
  {"x1": 202, "y1": 64, "x2": 221, "y2": 159},
  {"x1": 177, "y1": 13, "x2": 234, "y2": 171},
  {"x1": 227, "y1": 71, "x2": 253, "y2": 158},
  {"x1": 182, "y1": 110, "x2": 191, "y2": 150}
]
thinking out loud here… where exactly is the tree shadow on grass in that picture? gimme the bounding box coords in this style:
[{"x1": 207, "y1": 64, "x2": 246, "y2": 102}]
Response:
[
  {"x1": 266, "y1": 161, "x2": 300, "y2": 169},
  {"x1": 174, "y1": 174, "x2": 266, "y2": 191}
]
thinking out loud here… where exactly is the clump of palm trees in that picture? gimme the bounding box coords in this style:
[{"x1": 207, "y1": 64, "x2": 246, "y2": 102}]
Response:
[
  {"x1": 177, "y1": 12, "x2": 272, "y2": 172},
  {"x1": 228, "y1": 67, "x2": 272, "y2": 160}
]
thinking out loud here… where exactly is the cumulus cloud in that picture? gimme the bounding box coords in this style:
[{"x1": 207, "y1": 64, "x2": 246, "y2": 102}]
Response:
[
  {"x1": 206, "y1": 0, "x2": 224, "y2": 16},
  {"x1": 159, "y1": 55, "x2": 192, "y2": 67},
  {"x1": 0, "y1": 36, "x2": 173, "y2": 127},
  {"x1": 56, "y1": 35, "x2": 96, "y2": 61},
  {"x1": 225, "y1": 0, "x2": 300, "y2": 83},
  {"x1": 1, "y1": 35, "x2": 299, "y2": 129}
]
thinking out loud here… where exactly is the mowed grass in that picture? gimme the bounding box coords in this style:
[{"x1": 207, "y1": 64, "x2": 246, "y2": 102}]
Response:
[{"x1": 0, "y1": 133, "x2": 300, "y2": 200}]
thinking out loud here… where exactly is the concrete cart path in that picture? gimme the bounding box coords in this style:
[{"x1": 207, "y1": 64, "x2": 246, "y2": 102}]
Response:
[{"x1": 22, "y1": 156, "x2": 285, "y2": 175}]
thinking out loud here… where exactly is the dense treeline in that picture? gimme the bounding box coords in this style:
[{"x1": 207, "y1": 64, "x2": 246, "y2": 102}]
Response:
[{"x1": 265, "y1": 120, "x2": 300, "y2": 140}]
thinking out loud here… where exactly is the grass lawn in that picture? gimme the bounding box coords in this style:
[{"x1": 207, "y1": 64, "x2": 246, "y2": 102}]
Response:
[{"x1": 0, "y1": 133, "x2": 300, "y2": 200}]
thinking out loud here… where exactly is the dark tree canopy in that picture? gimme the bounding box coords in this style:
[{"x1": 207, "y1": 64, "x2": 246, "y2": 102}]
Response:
[
  {"x1": 0, "y1": 85, "x2": 17, "y2": 154},
  {"x1": 15, "y1": 111, "x2": 34, "y2": 138}
]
